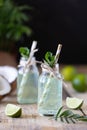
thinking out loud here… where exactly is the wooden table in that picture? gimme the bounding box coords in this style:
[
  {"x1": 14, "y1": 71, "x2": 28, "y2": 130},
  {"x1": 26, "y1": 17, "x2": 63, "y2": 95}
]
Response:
[{"x1": 0, "y1": 65, "x2": 87, "y2": 130}]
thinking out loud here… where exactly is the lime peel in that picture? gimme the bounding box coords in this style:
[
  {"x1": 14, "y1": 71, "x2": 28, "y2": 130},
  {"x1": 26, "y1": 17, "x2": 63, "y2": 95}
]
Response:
[
  {"x1": 5, "y1": 104, "x2": 22, "y2": 118},
  {"x1": 66, "y1": 97, "x2": 84, "y2": 109},
  {"x1": 61, "y1": 66, "x2": 77, "y2": 81},
  {"x1": 72, "y1": 74, "x2": 87, "y2": 92}
]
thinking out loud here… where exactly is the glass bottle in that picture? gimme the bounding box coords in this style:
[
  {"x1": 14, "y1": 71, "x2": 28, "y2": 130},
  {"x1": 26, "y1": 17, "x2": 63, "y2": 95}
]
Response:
[
  {"x1": 17, "y1": 57, "x2": 28, "y2": 90},
  {"x1": 38, "y1": 63, "x2": 63, "y2": 116},
  {"x1": 17, "y1": 57, "x2": 39, "y2": 104}
]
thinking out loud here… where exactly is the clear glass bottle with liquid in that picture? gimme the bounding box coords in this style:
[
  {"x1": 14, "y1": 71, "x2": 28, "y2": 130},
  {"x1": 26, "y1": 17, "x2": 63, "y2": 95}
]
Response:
[
  {"x1": 17, "y1": 57, "x2": 39, "y2": 104},
  {"x1": 38, "y1": 63, "x2": 63, "y2": 116},
  {"x1": 17, "y1": 57, "x2": 28, "y2": 90}
]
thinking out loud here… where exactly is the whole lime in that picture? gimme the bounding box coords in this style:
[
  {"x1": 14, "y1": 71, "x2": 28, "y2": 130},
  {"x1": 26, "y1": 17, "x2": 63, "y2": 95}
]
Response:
[
  {"x1": 61, "y1": 65, "x2": 77, "y2": 81},
  {"x1": 72, "y1": 74, "x2": 87, "y2": 92}
]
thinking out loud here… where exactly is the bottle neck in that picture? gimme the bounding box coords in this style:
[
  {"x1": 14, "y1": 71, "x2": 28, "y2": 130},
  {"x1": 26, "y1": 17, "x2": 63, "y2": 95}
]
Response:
[
  {"x1": 41, "y1": 63, "x2": 59, "y2": 75},
  {"x1": 53, "y1": 63, "x2": 59, "y2": 74},
  {"x1": 19, "y1": 57, "x2": 28, "y2": 66}
]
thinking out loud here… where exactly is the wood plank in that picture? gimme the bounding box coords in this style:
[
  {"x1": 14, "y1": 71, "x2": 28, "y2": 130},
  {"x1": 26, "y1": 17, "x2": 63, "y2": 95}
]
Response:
[
  {"x1": 0, "y1": 92, "x2": 87, "y2": 130},
  {"x1": 0, "y1": 65, "x2": 87, "y2": 130}
]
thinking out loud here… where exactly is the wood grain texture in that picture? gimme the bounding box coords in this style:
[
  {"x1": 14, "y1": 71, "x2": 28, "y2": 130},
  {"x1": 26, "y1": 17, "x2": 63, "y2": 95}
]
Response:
[
  {"x1": 0, "y1": 65, "x2": 87, "y2": 130},
  {"x1": 0, "y1": 89, "x2": 87, "y2": 130}
]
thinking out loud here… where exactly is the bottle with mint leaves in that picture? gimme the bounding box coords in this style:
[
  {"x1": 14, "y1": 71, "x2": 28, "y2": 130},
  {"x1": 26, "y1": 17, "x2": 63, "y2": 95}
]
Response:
[
  {"x1": 17, "y1": 41, "x2": 39, "y2": 104},
  {"x1": 38, "y1": 44, "x2": 63, "y2": 116},
  {"x1": 17, "y1": 47, "x2": 29, "y2": 90}
]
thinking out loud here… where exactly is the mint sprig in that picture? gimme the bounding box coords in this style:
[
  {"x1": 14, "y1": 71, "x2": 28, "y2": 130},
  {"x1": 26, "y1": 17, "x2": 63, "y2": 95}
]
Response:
[
  {"x1": 44, "y1": 51, "x2": 55, "y2": 67},
  {"x1": 44, "y1": 44, "x2": 62, "y2": 67},
  {"x1": 19, "y1": 47, "x2": 30, "y2": 58},
  {"x1": 54, "y1": 106, "x2": 87, "y2": 124}
]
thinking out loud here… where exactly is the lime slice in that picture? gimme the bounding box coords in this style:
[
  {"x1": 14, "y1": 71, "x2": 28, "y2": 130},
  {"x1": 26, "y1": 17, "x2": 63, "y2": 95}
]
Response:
[
  {"x1": 5, "y1": 104, "x2": 22, "y2": 118},
  {"x1": 66, "y1": 97, "x2": 84, "y2": 109}
]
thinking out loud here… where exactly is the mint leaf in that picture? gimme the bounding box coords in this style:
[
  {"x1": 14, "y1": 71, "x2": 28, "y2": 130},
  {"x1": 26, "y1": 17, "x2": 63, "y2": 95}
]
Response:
[
  {"x1": 19, "y1": 47, "x2": 29, "y2": 58},
  {"x1": 44, "y1": 51, "x2": 55, "y2": 67},
  {"x1": 54, "y1": 106, "x2": 87, "y2": 124}
]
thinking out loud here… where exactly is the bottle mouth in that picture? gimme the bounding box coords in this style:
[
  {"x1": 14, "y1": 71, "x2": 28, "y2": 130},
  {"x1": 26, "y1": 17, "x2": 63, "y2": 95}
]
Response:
[{"x1": 53, "y1": 63, "x2": 59, "y2": 72}]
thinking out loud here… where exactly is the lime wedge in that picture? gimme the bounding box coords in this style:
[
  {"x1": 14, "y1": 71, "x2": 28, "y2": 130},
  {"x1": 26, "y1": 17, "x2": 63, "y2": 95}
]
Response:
[
  {"x1": 66, "y1": 97, "x2": 84, "y2": 109},
  {"x1": 5, "y1": 104, "x2": 22, "y2": 118}
]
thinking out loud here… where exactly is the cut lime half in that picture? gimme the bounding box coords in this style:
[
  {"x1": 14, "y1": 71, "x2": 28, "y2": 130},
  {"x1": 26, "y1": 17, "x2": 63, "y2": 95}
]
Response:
[
  {"x1": 66, "y1": 97, "x2": 84, "y2": 109},
  {"x1": 5, "y1": 104, "x2": 22, "y2": 118}
]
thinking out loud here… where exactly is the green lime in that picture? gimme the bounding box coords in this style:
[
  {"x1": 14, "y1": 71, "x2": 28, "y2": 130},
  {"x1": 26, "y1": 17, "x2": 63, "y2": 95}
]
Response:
[
  {"x1": 61, "y1": 65, "x2": 77, "y2": 81},
  {"x1": 66, "y1": 97, "x2": 84, "y2": 109},
  {"x1": 72, "y1": 74, "x2": 87, "y2": 92},
  {"x1": 5, "y1": 104, "x2": 22, "y2": 118}
]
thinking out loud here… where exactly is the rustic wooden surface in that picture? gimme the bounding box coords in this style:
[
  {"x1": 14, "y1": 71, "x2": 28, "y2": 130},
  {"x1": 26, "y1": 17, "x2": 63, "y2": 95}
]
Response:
[
  {"x1": 0, "y1": 86, "x2": 87, "y2": 129},
  {"x1": 0, "y1": 65, "x2": 87, "y2": 130},
  {"x1": 0, "y1": 92, "x2": 87, "y2": 130}
]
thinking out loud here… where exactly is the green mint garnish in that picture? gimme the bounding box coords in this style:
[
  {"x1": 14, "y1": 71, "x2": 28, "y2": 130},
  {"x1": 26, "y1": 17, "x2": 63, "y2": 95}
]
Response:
[
  {"x1": 44, "y1": 51, "x2": 55, "y2": 67},
  {"x1": 54, "y1": 106, "x2": 87, "y2": 124},
  {"x1": 19, "y1": 47, "x2": 30, "y2": 58}
]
